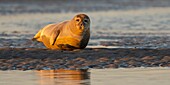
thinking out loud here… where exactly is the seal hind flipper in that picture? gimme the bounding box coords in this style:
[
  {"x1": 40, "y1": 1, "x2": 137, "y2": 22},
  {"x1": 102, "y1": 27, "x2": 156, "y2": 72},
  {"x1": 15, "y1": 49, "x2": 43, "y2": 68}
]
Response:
[{"x1": 32, "y1": 29, "x2": 42, "y2": 42}]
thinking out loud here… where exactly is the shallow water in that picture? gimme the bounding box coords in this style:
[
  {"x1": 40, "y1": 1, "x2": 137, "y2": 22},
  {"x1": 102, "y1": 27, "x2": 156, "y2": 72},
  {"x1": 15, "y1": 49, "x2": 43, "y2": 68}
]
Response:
[
  {"x1": 0, "y1": 69, "x2": 90, "y2": 85},
  {"x1": 0, "y1": 68, "x2": 170, "y2": 85}
]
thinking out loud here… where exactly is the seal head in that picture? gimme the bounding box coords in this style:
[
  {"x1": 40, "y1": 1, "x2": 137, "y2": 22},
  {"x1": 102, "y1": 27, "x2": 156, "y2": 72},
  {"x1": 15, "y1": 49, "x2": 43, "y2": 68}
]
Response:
[{"x1": 69, "y1": 14, "x2": 90, "y2": 36}]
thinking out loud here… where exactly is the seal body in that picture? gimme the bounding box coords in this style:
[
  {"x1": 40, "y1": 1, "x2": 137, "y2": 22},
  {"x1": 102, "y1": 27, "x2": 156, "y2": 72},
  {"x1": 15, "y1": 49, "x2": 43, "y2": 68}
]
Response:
[{"x1": 32, "y1": 14, "x2": 90, "y2": 50}]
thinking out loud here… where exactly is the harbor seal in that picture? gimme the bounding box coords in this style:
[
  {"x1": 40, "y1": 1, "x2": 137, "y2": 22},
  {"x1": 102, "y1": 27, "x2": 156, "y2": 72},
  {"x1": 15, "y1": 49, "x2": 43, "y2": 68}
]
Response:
[{"x1": 32, "y1": 14, "x2": 90, "y2": 50}]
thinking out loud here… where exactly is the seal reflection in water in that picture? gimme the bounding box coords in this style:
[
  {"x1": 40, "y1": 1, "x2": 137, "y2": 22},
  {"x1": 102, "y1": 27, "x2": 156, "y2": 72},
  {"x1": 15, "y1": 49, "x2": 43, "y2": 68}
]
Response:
[
  {"x1": 37, "y1": 70, "x2": 89, "y2": 85},
  {"x1": 32, "y1": 14, "x2": 90, "y2": 50}
]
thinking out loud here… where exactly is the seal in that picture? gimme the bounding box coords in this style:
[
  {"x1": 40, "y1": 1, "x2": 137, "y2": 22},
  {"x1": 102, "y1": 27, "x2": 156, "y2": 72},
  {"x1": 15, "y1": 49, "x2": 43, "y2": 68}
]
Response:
[{"x1": 32, "y1": 14, "x2": 90, "y2": 50}]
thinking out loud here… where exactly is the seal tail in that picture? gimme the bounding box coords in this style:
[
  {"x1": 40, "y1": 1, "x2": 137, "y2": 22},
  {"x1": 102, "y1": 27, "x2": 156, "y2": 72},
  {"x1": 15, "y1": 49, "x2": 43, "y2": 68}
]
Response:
[{"x1": 32, "y1": 29, "x2": 42, "y2": 42}]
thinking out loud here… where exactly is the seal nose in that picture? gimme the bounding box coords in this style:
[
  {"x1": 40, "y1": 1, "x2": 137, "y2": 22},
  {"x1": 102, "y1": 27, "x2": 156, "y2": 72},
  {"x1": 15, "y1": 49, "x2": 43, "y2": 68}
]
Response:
[
  {"x1": 80, "y1": 22, "x2": 84, "y2": 27},
  {"x1": 80, "y1": 23, "x2": 83, "y2": 26},
  {"x1": 79, "y1": 23, "x2": 85, "y2": 30}
]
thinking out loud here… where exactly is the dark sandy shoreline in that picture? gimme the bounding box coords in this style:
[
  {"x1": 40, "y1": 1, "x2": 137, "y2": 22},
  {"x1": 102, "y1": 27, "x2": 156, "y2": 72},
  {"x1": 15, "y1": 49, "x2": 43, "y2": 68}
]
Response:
[{"x1": 0, "y1": 48, "x2": 170, "y2": 70}]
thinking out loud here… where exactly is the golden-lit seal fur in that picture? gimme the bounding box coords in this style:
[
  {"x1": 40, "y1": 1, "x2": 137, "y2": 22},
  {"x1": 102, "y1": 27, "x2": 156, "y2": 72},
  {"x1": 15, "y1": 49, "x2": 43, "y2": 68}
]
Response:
[{"x1": 32, "y1": 14, "x2": 90, "y2": 50}]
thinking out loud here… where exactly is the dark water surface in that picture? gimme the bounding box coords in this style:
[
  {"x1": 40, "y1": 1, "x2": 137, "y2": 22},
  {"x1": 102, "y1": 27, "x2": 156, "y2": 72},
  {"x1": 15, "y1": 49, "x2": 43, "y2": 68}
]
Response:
[{"x1": 1, "y1": 0, "x2": 170, "y2": 14}]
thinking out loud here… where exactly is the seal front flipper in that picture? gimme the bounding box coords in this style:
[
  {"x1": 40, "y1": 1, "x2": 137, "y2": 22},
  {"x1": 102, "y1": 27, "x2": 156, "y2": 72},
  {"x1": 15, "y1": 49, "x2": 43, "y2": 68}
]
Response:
[{"x1": 50, "y1": 30, "x2": 60, "y2": 45}]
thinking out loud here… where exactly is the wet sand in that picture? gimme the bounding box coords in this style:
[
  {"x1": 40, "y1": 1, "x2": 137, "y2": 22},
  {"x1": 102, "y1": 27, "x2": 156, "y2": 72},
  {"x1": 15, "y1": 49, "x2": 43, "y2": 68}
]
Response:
[{"x1": 0, "y1": 48, "x2": 170, "y2": 70}]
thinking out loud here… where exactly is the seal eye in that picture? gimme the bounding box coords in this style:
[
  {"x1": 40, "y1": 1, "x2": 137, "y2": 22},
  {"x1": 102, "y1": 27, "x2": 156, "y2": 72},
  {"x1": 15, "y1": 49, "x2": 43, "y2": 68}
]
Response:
[
  {"x1": 76, "y1": 19, "x2": 80, "y2": 22},
  {"x1": 84, "y1": 20, "x2": 88, "y2": 23}
]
